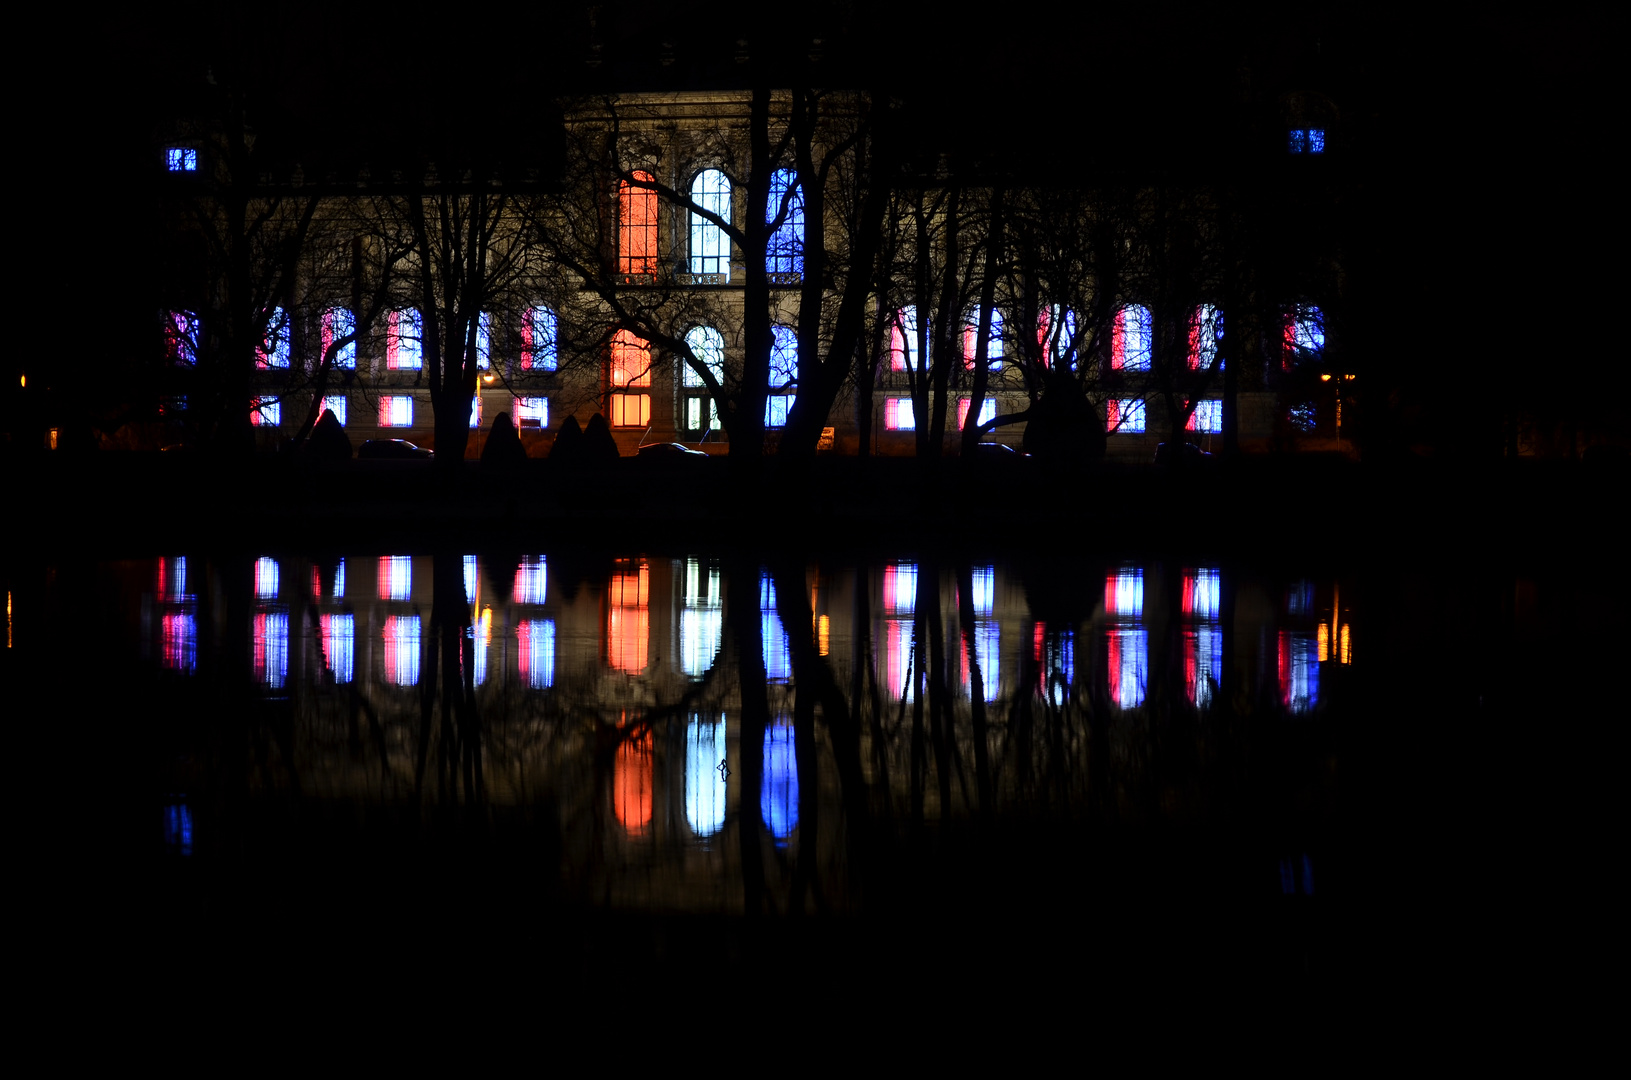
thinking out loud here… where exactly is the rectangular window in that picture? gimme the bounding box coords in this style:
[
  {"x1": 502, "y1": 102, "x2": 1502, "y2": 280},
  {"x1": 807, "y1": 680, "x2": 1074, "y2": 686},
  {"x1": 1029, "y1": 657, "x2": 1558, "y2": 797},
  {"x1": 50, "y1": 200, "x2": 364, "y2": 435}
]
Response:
[
  {"x1": 1289, "y1": 128, "x2": 1326, "y2": 154},
  {"x1": 765, "y1": 395, "x2": 794, "y2": 429},
  {"x1": 1107, "y1": 399, "x2": 1146, "y2": 433},
  {"x1": 610, "y1": 394, "x2": 650, "y2": 428},
  {"x1": 1187, "y1": 400, "x2": 1221, "y2": 433},
  {"x1": 889, "y1": 306, "x2": 919, "y2": 373},
  {"x1": 619, "y1": 172, "x2": 659, "y2": 278},
  {"x1": 1112, "y1": 306, "x2": 1152, "y2": 371},
  {"x1": 259, "y1": 307, "x2": 291, "y2": 368},
  {"x1": 514, "y1": 396, "x2": 548, "y2": 428},
  {"x1": 321, "y1": 395, "x2": 347, "y2": 427},
  {"x1": 251, "y1": 398, "x2": 280, "y2": 427},
  {"x1": 523, "y1": 307, "x2": 557, "y2": 371},
  {"x1": 166, "y1": 311, "x2": 199, "y2": 366},
  {"x1": 957, "y1": 397, "x2": 997, "y2": 430},
  {"x1": 387, "y1": 310, "x2": 422, "y2": 370},
  {"x1": 166, "y1": 147, "x2": 197, "y2": 172},
  {"x1": 686, "y1": 397, "x2": 720, "y2": 432},
  {"x1": 380, "y1": 395, "x2": 414, "y2": 427},
  {"x1": 884, "y1": 397, "x2": 916, "y2": 431},
  {"x1": 322, "y1": 308, "x2": 356, "y2": 369}
]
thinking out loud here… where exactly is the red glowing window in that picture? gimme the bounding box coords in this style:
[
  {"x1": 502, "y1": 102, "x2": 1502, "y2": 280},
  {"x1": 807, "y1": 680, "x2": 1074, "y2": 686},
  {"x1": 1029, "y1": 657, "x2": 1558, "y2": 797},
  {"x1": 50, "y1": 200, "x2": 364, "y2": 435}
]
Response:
[
  {"x1": 884, "y1": 397, "x2": 915, "y2": 431},
  {"x1": 386, "y1": 309, "x2": 423, "y2": 370},
  {"x1": 606, "y1": 560, "x2": 650, "y2": 674},
  {"x1": 1187, "y1": 305, "x2": 1221, "y2": 369},
  {"x1": 888, "y1": 307, "x2": 919, "y2": 373},
  {"x1": 619, "y1": 171, "x2": 658, "y2": 277},
  {"x1": 165, "y1": 310, "x2": 199, "y2": 366},
  {"x1": 615, "y1": 726, "x2": 653, "y2": 834},
  {"x1": 380, "y1": 395, "x2": 413, "y2": 427},
  {"x1": 962, "y1": 308, "x2": 1003, "y2": 371},
  {"x1": 1111, "y1": 305, "x2": 1151, "y2": 371}
]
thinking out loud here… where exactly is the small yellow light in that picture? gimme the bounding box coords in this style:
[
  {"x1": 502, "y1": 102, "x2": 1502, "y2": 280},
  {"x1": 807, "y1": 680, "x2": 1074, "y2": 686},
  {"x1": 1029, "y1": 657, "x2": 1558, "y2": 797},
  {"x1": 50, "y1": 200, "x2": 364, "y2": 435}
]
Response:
[
  {"x1": 1317, "y1": 621, "x2": 1330, "y2": 662},
  {"x1": 1320, "y1": 373, "x2": 1332, "y2": 382},
  {"x1": 818, "y1": 614, "x2": 830, "y2": 657},
  {"x1": 1340, "y1": 623, "x2": 1352, "y2": 664},
  {"x1": 48, "y1": 428, "x2": 58, "y2": 450},
  {"x1": 482, "y1": 373, "x2": 495, "y2": 384},
  {"x1": 18, "y1": 374, "x2": 24, "y2": 388},
  {"x1": 1344, "y1": 374, "x2": 1356, "y2": 381}
]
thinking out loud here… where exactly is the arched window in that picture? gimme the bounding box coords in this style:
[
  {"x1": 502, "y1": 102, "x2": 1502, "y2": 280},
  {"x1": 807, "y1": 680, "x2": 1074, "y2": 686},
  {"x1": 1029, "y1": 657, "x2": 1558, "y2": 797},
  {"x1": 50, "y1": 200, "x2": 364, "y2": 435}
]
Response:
[
  {"x1": 619, "y1": 170, "x2": 658, "y2": 278},
  {"x1": 258, "y1": 307, "x2": 290, "y2": 369},
  {"x1": 1038, "y1": 305, "x2": 1077, "y2": 370},
  {"x1": 609, "y1": 329, "x2": 652, "y2": 428},
  {"x1": 761, "y1": 718, "x2": 799, "y2": 844},
  {"x1": 1111, "y1": 304, "x2": 1151, "y2": 371},
  {"x1": 766, "y1": 325, "x2": 798, "y2": 428},
  {"x1": 1187, "y1": 305, "x2": 1222, "y2": 370},
  {"x1": 963, "y1": 307, "x2": 1004, "y2": 371},
  {"x1": 165, "y1": 310, "x2": 199, "y2": 366},
  {"x1": 888, "y1": 306, "x2": 919, "y2": 373},
  {"x1": 686, "y1": 716, "x2": 727, "y2": 838},
  {"x1": 386, "y1": 309, "x2": 422, "y2": 371},
  {"x1": 473, "y1": 312, "x2": 491, "y2": 371},
  {"x1": 522, "y1": 306, "x2": 556, "y2": 371},
  {"x1": 1283, "y1": 304, "x2": 1324, "y2": 367},
  {"x1": 683, "y1": 325, "x2": 725, "y2": 432},
  {"x1": 321, "y1": 308, "x2": 356, "y2": 370},
  {"x1": 766, "y1": 168, "x2": 803, "y2": 278},
  {"x1": 690, "y1": 169, "x2": 731, "y2": 279}
]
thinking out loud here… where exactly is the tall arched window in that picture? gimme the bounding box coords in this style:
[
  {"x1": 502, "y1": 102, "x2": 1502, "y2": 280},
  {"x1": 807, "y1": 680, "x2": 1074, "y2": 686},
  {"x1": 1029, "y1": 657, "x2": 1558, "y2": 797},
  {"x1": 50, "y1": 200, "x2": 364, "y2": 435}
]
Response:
[
  {"x1": 690, "y1": 169, "x2": 731, "y2": 279},
  {"x1": 766, "y1": 325, "x2": 798, "y2": 428},
  {"x1": 889, "y1": 306, "x2": 919, "y2": 373},
  {"x1": 619, "y1": 170, "x2": 658, "y2": 278},
  {"x1": 258, "y1": 307, "x2": 290, "y2": 369},
  {"x1": 1038, "y1": 305, "x2": 1077, "y2": 370},
  {"x1": 321, "y1": 308, "x2": 356, "y2": 369},
  {"x1": 386, "y1": 309, "x2": 422, "y2": 371},
  {"x1": 1111, "y1": 304, "x2": 1151, "y2": 371},
  {"x1": 1283, "y1": 304, "x2": 1324, "y2": 368},
  {"x1": 1187, "y1": 305, "x2": 1222, "y2": 370},
  {"x1": 963, "y1": 307, "x2": 1004, "y2": 371},
  {"x1": 165, "y1": 310, "x2": 199, "y2": 366},
  {"x1": 522, "y1": 306, "x2": 556, "y2": 371},
  {"x1": 609, "y1": 329, "x2": 652, "y2": 428},
  {"x1": 683, "y1": 325, "x2": 725, "y2": 432},
  {"x1": 766, "y1": 169, "x2": 803, "y2": 278}
]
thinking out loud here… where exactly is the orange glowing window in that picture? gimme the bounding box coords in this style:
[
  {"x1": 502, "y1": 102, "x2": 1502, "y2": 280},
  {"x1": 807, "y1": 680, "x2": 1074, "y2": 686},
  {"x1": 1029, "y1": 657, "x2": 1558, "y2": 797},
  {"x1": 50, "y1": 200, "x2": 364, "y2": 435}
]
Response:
[
  {"x1": 615, "y1": 727, "x2": 653, "y2": 835},
  {"x1": 619, "y1": 171, "x2": 658, "y2": 277},
  {"x1": 610, "y1": 330, "x2": 652, "y2": 387},
  {"x1": 609, "y1": 394, "x2": 651, "y2": 428},
  {"x1": 607, "y1": 560, "x2": 649, "y2": 674}
]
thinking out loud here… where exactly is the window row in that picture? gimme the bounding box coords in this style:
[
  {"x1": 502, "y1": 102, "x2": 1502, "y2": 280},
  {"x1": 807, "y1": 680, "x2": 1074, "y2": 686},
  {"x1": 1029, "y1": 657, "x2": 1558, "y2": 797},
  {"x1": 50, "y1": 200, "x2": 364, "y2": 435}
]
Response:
[
  {"x1": 618, "y1": 168, "x2": 804, "y2": 281},
  {"x1": 883, "y1": 303, "x2": 1232, "y2": 373},
  {"x1": 248, "y1": 394, "x2": 549, "y2": 431}
]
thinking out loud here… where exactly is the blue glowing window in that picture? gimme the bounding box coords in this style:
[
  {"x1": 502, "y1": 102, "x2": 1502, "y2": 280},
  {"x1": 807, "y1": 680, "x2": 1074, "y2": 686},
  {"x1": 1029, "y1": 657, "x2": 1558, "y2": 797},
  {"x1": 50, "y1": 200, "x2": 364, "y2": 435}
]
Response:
[
  {"x1": 383, "y1": 615, "x2": 420, "y2": 687},
  {"x1": 259, "y1": 307, "x2": 291, "y2": 369},
  {"x1": 321, "y1": 613, "x2": 354, "y2": 684},
  {"x1": 166, "y1": 147, "x2": 197, "y2": 172},
  {"x1": 166, "y1": 311, "x2": 199, "y2": 366},
  {"x1": 957, "y1": 397, "x2": 996, "y2": 430},
  {"x1": 1107, "y1": 398, "x2": 1145, "y2": 433},
  {"x1": 523, "y1": 306, "x2": 556, "y2": 370},
  {"x1": 765, "y1": 395, "x2": 793, "y2": 428},
  {"x1": 1289, "y1": 128, "x2": 1326, "y2": 154},
  {"x1": 322, "y1": 308, "x2": 356, "y2": 369},
  {"x1": 1112, "y1": 305, "x2": 1152, "y2": 370},
  {"x1": 767, "y1": 169, "x2": 803, "y2": 277},
  {"x1": 163, "y1": 801, "x2": 194, "y2": 855},
  {"x1": 388, "y1": 309, "x2": 422, "y2": 370},
  {"x1": 1289, "y1": 402, "x2": 1316, "y2": 432},
  {"x1": 761, "y1": 719, "x2": 799, "y2": 842},
  {"x1": 1187, "y1": 400, "x2": 1222, "y2": 433},
  {"x1": 321, "y1": 395, "x2": 347, "y2": 427},
  {"x1": 884, "y1": 397, "x2": 915, "y2": 431},
  {"x1": 690, "y1": 169, "x2": 732, "y2": 278},
  {"x1": 760, "y1": 573, "x2": 791, "y2": 681},
  {"x1": 770, "y1": 325, "x2": 798, "y2": 390}
]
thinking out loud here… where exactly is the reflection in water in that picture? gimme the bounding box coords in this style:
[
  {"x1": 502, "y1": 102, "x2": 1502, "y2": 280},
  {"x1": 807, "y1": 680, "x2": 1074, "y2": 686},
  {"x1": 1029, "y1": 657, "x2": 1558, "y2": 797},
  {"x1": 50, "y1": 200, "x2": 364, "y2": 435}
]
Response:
[
  {"x1": 516, "y1": 619, "x2": 555, "y2": 688},
  {"x1": 159, "y1": 555, "x2": 189, "y2": 603},
  {"x1": 1183, "y1": 568, "x2": 1223, "y2": 708},
  {"x1": 1280, "y1": 854, "x2": 1315, "y2": 896},
  {"x1": 607, "y1": 560, "x2": 649, "y2": 675},
  {"x1": 514, "y1": 557, "x2": 547, "y2": 605},
  {"x1": 681, "y1": 558, "x2": 723, "y2": 678},
  {"x1": 686, "y1": 715, "x2": 727, "y2": 838},
  {"x1": 466, "y1": 607, "x2": 493, "y2": 686},
  {"x1": 378, "y1": 556, "x2": 412, "y2": 601},
  {"x1": 761, "y1": 573, "x2": 791, "y2": 682},
  {"x1": 1106, "y1": 568, "x2": 1146, "y2": 708},
  {"x1": 319, "y1": 613, "x2": 354, "y2": 683},
  {"x1": 383, "y1": 615, "x2": 420, "y2": 686},
  {"x1": 615, "y1": 724, "x2": 653, "y2": 835},
  {"x1": 1036, "y1": 625, "x2": 1075, "y2": 707},
  {"x1": 163, "y1": 612, "x2": 197, "y2": 673},
  {"x1": 761, "y1": 718, "x2": 798, "y2": 844},
  {"x1": 1279, "y1": 631, "x2": 1319, "y2": 713},
  {"x1": 254, "y1": 611, "x2": 288, "y2": 689},
  {"x1": 162, "y1": 799, "x2": 193, "y2": 856},
  {"x1": 963, "y1": 619, "x2": 999, "y2": 703}
]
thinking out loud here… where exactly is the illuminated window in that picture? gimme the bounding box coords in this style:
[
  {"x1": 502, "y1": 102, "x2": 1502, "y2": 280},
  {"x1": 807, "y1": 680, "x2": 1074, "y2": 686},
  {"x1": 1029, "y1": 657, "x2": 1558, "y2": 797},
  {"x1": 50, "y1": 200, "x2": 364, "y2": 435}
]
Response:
[
  {"x1": 466, "y1": 611, "x2": 491, "y2": 686},
  {"x1": 162, "y1": 800, "x2": 193, "y2": 856},
  {"x1": 1038, "y1": 305, "x2": 1078, "y2": 370},
  {"x1": 683, "y1": 326, "x2": 725, "y2": 433},
  {"x1": 957, "y1": 397, "x2": 996, "y2": 430},
  {"x1": 884, "y1": 397, "x2": 915, "y2": 431},
  {"x1": 254, "y1": 611, "x2": 289, "y2": 690},
  {"x1": 165, "y1": 310, "x2": 199, "y2": 366},
  {"x1": 1181, "y1": 568, "x2": 1220, "y2": 618},
  {"x1": 166, "y1": 147, "x2": 197, "y2": 172},
  {"x1": 163, "y1": 612, "x2": 197, "y2": 673},
  {"x1": 681, "y1": 558, "x2": 723, "y2": 678},
  {"x1": 380, "y1": 395, "x2": 414, "y2": 427},
  {"x1": 461, "y1": 555, "x2": 477, "y2": 602},
  {"x1": 387, "y1": 309, "x2": 422, "y2": 370},
  {"x1": 1278, "y1": 631, "x2": 1319, "y2": 713},
  {"x1": 522, "y1": 306, "x2": 557, "y2": 370},
  {"x1": 250, "y1": 398, "x2": 281, "y2": 427},
  {"x1": 1288, "y1": 128, "x2": 1326, "y2": 154},
  {"x1": 383, "y1": 615, "x2": 420, "y2": 687},
  {"x1": 609, "y1": 329, "x2": 651, "y2": 428},
  {"x1": 517, "y1": 620, "x2": 555, "y2": 689},
  {"x1": 321, "y1": 308, "x2": 356, "y2": 369},
  {"x1": 615, "y1": 727, "x2": 653, "y2": 834},
  {"x1": 619, "y1": 170, "x2": 658, "y2": 277},
  {"x1": 1289, "y1": 402, "x2": 1316, "y2": 432},
  {"x1": 378, "y1": 555, "x2": 412, "y2": 601},
  {"x1": 761, "y1": 718, "x2": 799, "y2": 843},
  {"x1": 474, "y1": 312, "x2": 492, "y2": 370},
  {"x1": 467, "y1": 394, "x2": 482, "y2": 429},
  {"x1": 258, "y1": 307, "x2": 291, "y2": 368},
  {"x1": 321, "y1": 395, "x2": 347, "y2": 427},
  {"x1": 1106, "y1": 568, "x2": 1143, "y2": 619},
  {"x1": 970, "y1": 565, "x2": 995, "y2": 615},
  {"x1": 514, "y1": 556, "x2": 547, "y2": 605},
  {"x1": 1111, "y1": 305, "x2": 1151, "y2": 370},
  {"x1": 1187, "y1": 400, "x2": 1222, "y2": 434},
  {"x1": 770, "y1": 325, "x2": 798, "y2": 391},
  {"x1": 607, "y1": 560, "x2": 649, "y2": 675},
  {"x1": 760, "y1": 573, "x2": 791, "y2": 682},
  {"x1": 1107, "y1": 627, "x2": 1147, "y2": 708},
  {"x1": 963, "y1": 619, "x2": 1000, "y2": 704},
  {"x1": 767, "y1": 168, "x2": 803, "y2": 278},
  {"x1": 254, "y1": 557, "x2": 280, "y2": 600},
  {"x1": 1284, "y1": 304, "x2": 1325, "y2": 365},
  {"x1": 1185, "y1": 624, "x2": 1222, "y2": 709},
  {"x1": 963, "y1": 308, "x2": 1004, "y2": 371},
  {"x1": 889, "y1": 306, "x2": 919, "y2": 373},
  {"x1": 1187, "y1": 304, "x2": 1222, "y2": 369},
  {"x1": 320, "y1": 613, "x2": 354, "y2": 684},
  {"x1": 1106, "y1": 398, "x2": 1145, "y2": 433},
  {"x1": 513, "y1": 396, "x2": 548, "y2": 429},
  {"x1": 686, "y1": 716, "x2": 727, "y2": 838},
  {"x1": 883, "y1": 563, "x2": 917, "y2": 614},
  {"x1": 690, "y1": 169, "x2": 731, "y2": 278}
]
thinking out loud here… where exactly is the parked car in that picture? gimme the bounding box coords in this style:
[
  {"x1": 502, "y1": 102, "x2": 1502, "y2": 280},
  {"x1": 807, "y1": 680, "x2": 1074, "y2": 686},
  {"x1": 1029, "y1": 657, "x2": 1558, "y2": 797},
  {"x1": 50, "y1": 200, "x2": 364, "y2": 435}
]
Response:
[
  {"x1": 357, "y1": 439, "x2": 434, "y2": 460},
  {"x1": 1153, "y1": 441, "x2": 1211, "y2": 466},
  {"x1": 635, "y1": 442, "x2": 709, "y2": 460}
]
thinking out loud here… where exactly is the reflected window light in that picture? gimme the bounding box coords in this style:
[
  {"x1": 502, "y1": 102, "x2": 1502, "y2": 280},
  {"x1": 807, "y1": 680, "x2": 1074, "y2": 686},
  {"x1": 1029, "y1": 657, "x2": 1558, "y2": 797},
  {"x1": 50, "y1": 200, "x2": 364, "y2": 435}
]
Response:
[
  {"x1": 1037, "y1": 627, "x2": 1074, "y2": 707},
  {"x1": 607, "y1": 560, "x2": 649, "y2": 674},
  {"x1": 1181, "y1": 568, "x2": 1220, "y2": 618},
  {"x1": 1106, "y1": 569, "x2": 1143, "y2": 619},
  {"x1": 254, "y1": 611, "x2": 288, "y2": 689},
  {"x1": 1288, "y1": 581, "x2": 1314, "y2": 616},
  {"x1": 1184, "y1": 624, "x2": 1222, "y2": 708},
  {"x1": 162, "y1": 612, "x2": 197, "y2": 673},
  {"x1": 761, "y1": 718, "x2": 799, "y2": 843},
  {"x1": 254, "y1": 557, "x2": 279, "y2": 600},
  {"x1": 378, "y1": 556, "x2": 412, "y2": 601},
  {"x1": 760, "y1": 572, "x2": 791, "y2": 682},
  {"x1": 463, "y1": 555, "x2": 478, "y2": 603},
  {"x1": 1107, "y1": 627, "x2": 1147, "y2": 709},
  {"x1": 514, "y1": 557, "x2": 547, "y2": 605},
  {"x1": 963, "y1": 619, "x2": 1000, "y2": 703},
  {"x1": 1280, "y1": 854, "x2": 1316, "y2": 895},
  {"x1": 383, "y1": 615, "x2": 420, "y2": 686},
  {"x1": 517, "y1": 619, "x2": 555, "y2": 689},
  {"x1": 884, "y1": 562, "x2": 917, "y2": 614},
  {"x1": 162, "y1": 800, "x2": 194, "y2": 855},
  {"x1": 465, "y1": 617, "x2": 490, "y2": 686},
  {"x1": 884, "y1": 619, "x2": 919, "y2": 703},
  {"x1": 159, "y1": 556, "x2": 189, "y2": 602},
  {"x1": 884, "y1": 397, "x2": 915, "y2": 431},
  {"x1": 320, "y1": 613, "x2": 354, "y2": 684},
  {"x1": 1278, "y1": 631, "x2": 1319, "y2": 713},
  {"x1": 681, "y1": 558, "x2": 723, "y2": 678},
  {"x1": 615, "y1": 727, "x2": 653, "y2": 835},
  {"x1": 686, "y1": 716, "x2": 727, "y2": 839},
  {"x1": 971, "y1": 565, "x2": 995, "y2": 615}
]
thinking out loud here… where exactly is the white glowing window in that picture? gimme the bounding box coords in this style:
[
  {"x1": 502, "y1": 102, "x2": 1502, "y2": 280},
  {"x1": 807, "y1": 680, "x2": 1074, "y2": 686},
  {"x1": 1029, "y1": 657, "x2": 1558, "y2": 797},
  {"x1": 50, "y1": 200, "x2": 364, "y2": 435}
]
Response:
[
  {"x1": 378, "y1": 556, "x2": 412, "y2": 601},
  {"x1": 321, "y1": 395, "x2": 347, "y2": 427},
  {"x1": 962, "y1": 307, "x2": 1004, "y2": 370},
  {"x1": 1107, "y1": 399, "x2": 1145, "y2": 433},
  {"x1": 383, "y1": 615, "x2": 420, "y2": 687},
  {"x1": 334, "y1": 558, "x2": 346, "y2": 599},
  {"x1": 683, "y1": 326, "x2": 726, "y2": 387},
  {"x1": 466, "y1": 617, "x2": 490, "y2": 686},
  {"x1": 514, "y1": 557, "x2": 547, "y2": 605},
  {"x1": 517, "y1": 619, "x2": 555, "y2": 689},
  {"x1": 686, "y1": 717, "x2": 728, "y2": 838},
  {"x1": 387, "y1": 309, "x2": 422, "y2": 370},
  {"x1": 970, "y1": 565, "x2": 995, "y2": 615},
  {"x1": 251, "y1": 398, "x2": 281, "y2": 427},
  {"x1": 957, "y1": 397, "x2": 997, "y2": 430},
  {"x1": 884, "y1": 397, "x2": 916, "y2": 431},
  {"x1": 1188, "y1": 304, "x2": 1222, "y2": 369},
  {"x1": 462, "y1": 555, "x2": 477, "y2": 602},
  {"x1": 690, "y1": 169, "x2": 732, "y2": 278},
  {"x1": 884, "y1": 562, "x2": 917, "y2": 614},
  {"x1": 523, "y1": 306, "x2": 557, "y2": 370},
  {"x1": 475, "y1": 312, "x2": 492, "y2": 370},
  {"x1": 254, "y1": 557, "x2": 280, "y2": 600},
  {"x1": 760, "y1": 574, "x2": 791, "y2": 682},
  {"x1": 889, "y1": 306, "x2": 919, "y2": 372},
  {"x1": 1187, "y1": 400, "x2": 1221, "y2": 433},
  {"x1": 1106, "y1": 569, "x2": 1143, "y2": 618},
  {"x1": 513, "y1": 396, "x2": 548, "y2": 429},
  {"x1": 686, "y1": 397, "x2": 720, "y2": 432},
  {"x1": 321, "y1": 613, "x2": 354, "y2": 684},
  {"x1": 259, "y1": 307, "x2": 291, "y2": 368},
  {"x1": 681, "y1": 558, "x2": 723, "y2": 679},
  {"x1": 321, "y1": 308, "x2": 356, "y2": 369},
  {"x1": 1112, "y1": 305, "x2": 1152, "y2": 370},
  {"x1": 166, "y1": 147, "x2": 197, "y2": 172},
  {"x1": 1182, "y1": 569, "x2": 1220, "y2": 618},
  {"x1": 764, "y1": 395, "x2": 793, "y2": 429},
  {"x1": 254, "y1": 611, "x2": 289, "y2": 690},
  {"x1": 380, "y1": 395, "x2": 414, "y2": 427}
]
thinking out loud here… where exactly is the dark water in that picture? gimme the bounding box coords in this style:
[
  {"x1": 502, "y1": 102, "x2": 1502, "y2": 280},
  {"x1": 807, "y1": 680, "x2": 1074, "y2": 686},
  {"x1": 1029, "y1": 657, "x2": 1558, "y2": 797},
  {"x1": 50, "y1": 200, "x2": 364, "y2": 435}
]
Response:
[{"x1": 13, "y1": 545, "x2": 1593, "y2": 1010}]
